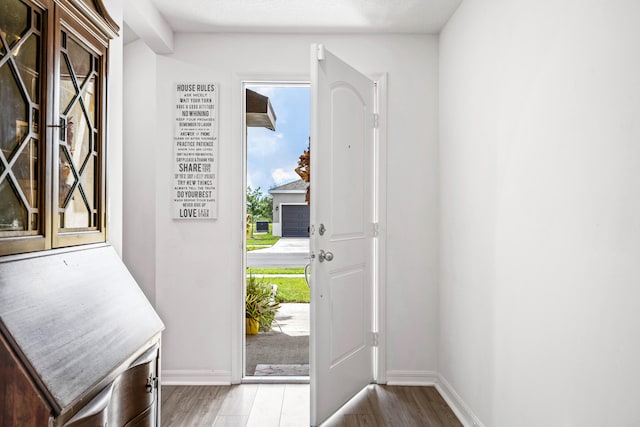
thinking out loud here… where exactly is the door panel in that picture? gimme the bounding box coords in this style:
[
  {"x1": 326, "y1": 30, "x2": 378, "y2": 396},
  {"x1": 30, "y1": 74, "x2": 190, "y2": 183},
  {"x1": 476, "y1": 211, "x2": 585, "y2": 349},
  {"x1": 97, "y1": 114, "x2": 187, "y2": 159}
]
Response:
[
  {"x1": 330, "y1": 86, "x2": 366, "y2": 238},
  {"x1": 310, "y1": 44, "x2": 375, "y2": 427},
  {"x1": 329, "y1": 267, "x2": 366, "y2": 367}
]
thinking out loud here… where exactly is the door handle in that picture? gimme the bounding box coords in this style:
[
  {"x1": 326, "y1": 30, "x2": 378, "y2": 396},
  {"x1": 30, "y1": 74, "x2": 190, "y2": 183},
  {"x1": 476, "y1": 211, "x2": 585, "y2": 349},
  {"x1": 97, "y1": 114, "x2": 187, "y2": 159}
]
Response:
[{"x1": 318, "y1": 250, "x2": 334, "y2": 262}]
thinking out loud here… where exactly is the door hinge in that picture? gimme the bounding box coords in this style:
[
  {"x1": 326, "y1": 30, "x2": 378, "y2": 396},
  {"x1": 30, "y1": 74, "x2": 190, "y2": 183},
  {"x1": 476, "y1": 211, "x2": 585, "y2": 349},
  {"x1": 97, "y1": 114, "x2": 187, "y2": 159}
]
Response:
[
  {"x1": 372, "y1": 222, "x2": 379, "y2": 237},
  {"x1": 371, "y1": 332, "x2": 379, "y2": 347},
  {"x1": 317, "y1": 44, "x2": 325, "y2": 61},
  {"x1": 373, "y1": 113, "x2": 379, "y2": 129}
]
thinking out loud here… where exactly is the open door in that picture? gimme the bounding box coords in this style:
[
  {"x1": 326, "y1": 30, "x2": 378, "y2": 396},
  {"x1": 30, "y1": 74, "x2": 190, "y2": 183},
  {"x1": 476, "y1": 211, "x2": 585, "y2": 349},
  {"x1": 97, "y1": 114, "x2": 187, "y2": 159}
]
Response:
[{"x1": 309, "y1": 44, "x2": 376, "y2": 426}]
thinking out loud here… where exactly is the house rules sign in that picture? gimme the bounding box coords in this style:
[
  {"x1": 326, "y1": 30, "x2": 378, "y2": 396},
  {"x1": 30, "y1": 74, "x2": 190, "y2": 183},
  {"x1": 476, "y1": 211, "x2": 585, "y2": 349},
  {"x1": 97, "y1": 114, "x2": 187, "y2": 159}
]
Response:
[{"x1": 172, "y1": 82, "x2": 218, "y2": 219}]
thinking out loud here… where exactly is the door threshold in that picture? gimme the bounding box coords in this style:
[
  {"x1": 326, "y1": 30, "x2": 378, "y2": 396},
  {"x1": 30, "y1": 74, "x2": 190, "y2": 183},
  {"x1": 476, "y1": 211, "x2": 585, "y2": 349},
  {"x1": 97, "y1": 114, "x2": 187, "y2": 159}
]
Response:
[{"x1": 242, "y1": 376, "x2": 310, "y2": 384}]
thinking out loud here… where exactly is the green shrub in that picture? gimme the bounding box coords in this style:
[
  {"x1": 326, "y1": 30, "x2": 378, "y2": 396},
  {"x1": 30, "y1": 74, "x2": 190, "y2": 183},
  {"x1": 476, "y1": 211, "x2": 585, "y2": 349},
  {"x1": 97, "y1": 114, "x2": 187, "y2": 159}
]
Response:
[{"x1": 245, "y1": 275, "x2": 280, "y2": 332}]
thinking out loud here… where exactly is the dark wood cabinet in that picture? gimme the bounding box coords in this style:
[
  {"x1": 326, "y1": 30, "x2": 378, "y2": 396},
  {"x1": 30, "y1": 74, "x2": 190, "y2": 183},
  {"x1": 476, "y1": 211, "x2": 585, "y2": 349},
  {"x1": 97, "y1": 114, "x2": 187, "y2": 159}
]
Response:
[
  {"x1": 0, "y1": 0, "x2": 119, "y2": 256},
  {"x1": 0, "y1": 332, "x2": 51, "y2": 427},
  {"x1": 0, "y1": 246, "x2": 165, "y2": 426},
  {"x1": 64, "y1": 344, "x2": 160, "y2": 427},
  {"x1": 0, "y1": 2, "x2": 163, "y2": 424}
]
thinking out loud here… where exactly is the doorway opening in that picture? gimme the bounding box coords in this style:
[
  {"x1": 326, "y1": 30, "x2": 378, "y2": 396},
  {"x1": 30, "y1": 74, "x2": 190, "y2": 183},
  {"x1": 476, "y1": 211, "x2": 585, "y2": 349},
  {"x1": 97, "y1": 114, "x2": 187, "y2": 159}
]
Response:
[{"x1": 243, "y1": 83, "x2": 311, "y2": 381}]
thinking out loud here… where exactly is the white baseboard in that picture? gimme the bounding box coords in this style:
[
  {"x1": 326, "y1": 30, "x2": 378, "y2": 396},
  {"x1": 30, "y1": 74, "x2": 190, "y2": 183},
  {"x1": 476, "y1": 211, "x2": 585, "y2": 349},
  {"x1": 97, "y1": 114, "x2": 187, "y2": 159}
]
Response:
[
  {"x1": 385, "y1": 370, "x2": 439, "y2": 385},
  {"x1": 383, "y1": 371, "x2": 484, "y2": 427},
  {"x1": 162, "y1": 369, "x2": 232, "y2": 385},
  {"x1": 435, "y1": 375, "x2": 484, "y2": 427}
]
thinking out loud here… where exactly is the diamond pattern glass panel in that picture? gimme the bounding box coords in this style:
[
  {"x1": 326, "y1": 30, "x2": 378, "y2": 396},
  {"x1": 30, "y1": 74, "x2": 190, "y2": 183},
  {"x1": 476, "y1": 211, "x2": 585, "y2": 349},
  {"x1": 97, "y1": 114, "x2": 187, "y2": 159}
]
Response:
[
  {"x1": 63, "y1": 187, "x2": 89, "y2": 228},
  {"x1": 67, "y1": 100, "x2": 91, "y2": 169},
  {"x1": 59, "y1": 145, "x2": 74, "y2": 206},
  {"x1": 67, "y1": 37, "x2": 91, "y2": 87},
  {"x1": 84, "y1": 75, "x2": 96, "y2": 126},
  {"x1": 59, "y1": 54, "x2": 76, "y2": 113},
  {"x1": 0, "y1": 62, "x2": 29, "y2": 160},
  {"x1": 13, "y1": 138, "x2": 38, "y2": 207},
  {"x1": 32, "y1": 107, "x2": 38, "y2": 134},
  {"x1": 0, "y1": 0, "x2": 29, "y2": 50},
  {"x1": 81, "y1": 155, "x2": 95, "y2": 211},
  {"x1": 15, "y1": 33, "x2": 40, "y2": 103},
  {"x1": 0, "y1": 0, "x2": 109, "y2": 248},
  {"x1": 0, "y1": 180, "x2": 27, "y2": 231},
  {"x1": 58, "y1": 30, "x2": 101, "y2": 233}
]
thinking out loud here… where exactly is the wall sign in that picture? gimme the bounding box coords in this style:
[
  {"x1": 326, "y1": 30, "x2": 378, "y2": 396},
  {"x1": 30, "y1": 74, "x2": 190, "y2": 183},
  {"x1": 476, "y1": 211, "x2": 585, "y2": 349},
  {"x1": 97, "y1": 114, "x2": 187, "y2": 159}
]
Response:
[{"x1": 172, "y1": 82, "x2": 218, "y2": 219}]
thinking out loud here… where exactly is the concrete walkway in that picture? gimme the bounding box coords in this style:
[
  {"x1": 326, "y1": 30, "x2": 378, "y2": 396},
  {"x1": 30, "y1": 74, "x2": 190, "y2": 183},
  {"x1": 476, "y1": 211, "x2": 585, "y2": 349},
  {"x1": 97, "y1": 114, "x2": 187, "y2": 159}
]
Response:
[
  {"x1": 274, "y1": 303, "x2": 309, "y2": 336},
  {"x1": 247, "y1": 238, "x2": 310, "y2": 268},
  {"x1": 245, "y1": 303, "x2": 309, "y2": 376},
  {"x1": 250, "y1": 237, "x2": 309, "y2": 254}
]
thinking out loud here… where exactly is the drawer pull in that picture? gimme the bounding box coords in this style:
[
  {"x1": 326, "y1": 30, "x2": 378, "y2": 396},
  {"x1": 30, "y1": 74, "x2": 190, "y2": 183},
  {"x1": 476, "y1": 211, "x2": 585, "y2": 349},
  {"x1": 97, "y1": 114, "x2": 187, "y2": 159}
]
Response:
[{"x1": 145, "y1": 375, "x2": 158, "y2": 393}]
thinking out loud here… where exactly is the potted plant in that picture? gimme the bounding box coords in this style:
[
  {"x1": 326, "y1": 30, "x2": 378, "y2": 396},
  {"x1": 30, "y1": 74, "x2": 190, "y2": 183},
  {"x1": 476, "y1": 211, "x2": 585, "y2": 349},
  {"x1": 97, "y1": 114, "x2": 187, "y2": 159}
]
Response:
[{"x1": 245, "y1": 275, "x2": 280, "y2": 334}]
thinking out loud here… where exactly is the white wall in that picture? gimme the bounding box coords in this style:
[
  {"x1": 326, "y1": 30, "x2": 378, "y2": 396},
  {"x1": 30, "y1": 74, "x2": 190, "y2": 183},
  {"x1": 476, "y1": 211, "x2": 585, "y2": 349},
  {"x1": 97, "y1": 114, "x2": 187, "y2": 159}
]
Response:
[
  {"x1": 272, "y1": 193, "x2": 306, "y2": 224},
  {"x1": 123, "y1": 39, "x2": 158, "y2": 303},
  {"x1": 123, "y1": 33, "x2": 440, "y2": 383},
  {"x1": 104, "y1": 0, "x2": 123, "y2": 255},
  {"x1": 439, "y1": 0, "x2": 640, "y2": 425}
]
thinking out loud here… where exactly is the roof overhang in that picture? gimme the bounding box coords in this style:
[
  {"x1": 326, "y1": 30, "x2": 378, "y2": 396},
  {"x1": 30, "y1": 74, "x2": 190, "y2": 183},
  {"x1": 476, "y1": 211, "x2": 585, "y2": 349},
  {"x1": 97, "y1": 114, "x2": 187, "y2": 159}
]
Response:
[{"x1": 246, "y1": 89, "x2": 277, "y2": 131}]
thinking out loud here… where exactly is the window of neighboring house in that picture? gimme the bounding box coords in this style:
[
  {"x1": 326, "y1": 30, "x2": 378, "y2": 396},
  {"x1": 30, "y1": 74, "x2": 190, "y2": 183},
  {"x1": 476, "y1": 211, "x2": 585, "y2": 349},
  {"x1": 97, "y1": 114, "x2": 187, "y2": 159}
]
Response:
[{"x1": 0, "y1": 0, "x2": 116, "y2": 256}]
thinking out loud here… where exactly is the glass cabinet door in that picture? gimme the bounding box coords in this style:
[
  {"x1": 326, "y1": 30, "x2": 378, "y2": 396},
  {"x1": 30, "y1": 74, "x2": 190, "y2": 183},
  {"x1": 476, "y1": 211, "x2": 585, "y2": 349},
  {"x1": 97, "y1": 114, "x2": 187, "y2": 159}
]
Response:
[
  {"x1": 0, "y1": 0, "x2": 115, "y2": 256},
  {"x1": 0, "y1": 0, "x2": 44, "y2": 238},
  {"x1": 57, "y1": 30, "x2": 100, "y2": 231}
]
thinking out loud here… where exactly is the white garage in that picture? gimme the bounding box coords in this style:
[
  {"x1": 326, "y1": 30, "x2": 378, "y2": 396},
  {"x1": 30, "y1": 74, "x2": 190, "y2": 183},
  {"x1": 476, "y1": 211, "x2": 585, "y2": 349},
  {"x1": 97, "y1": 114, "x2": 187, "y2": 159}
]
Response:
[{"x1": 269, "y1": 179, "x2": 309, "y2": 237}]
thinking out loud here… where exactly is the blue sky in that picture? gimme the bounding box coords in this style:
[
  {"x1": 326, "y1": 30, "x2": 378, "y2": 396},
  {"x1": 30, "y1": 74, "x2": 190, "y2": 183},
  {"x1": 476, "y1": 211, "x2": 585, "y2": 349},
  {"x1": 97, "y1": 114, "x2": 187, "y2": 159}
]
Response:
[{"x1": 246, "y1": 85, "x2": 310, "y2": 197}]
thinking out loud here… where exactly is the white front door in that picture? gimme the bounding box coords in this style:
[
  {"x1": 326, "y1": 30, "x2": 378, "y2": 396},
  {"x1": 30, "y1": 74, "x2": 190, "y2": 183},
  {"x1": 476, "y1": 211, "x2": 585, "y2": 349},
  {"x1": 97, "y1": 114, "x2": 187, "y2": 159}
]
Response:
[{"x1": 309, "y1": 44, "x2": 376, "y2": 427}]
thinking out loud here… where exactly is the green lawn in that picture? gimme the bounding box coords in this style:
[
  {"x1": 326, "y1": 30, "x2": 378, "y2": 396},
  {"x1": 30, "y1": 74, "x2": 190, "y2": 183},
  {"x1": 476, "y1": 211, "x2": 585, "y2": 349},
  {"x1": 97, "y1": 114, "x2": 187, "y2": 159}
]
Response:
[
  {"x1": 246, "y1": 224, "x2": 280, "y2": 250},
  {"x1": 273, "y1": 277, "x2": 309, "y2": 303},
  {"x1": 258, "y1": 277, "x2": 310, "y2": 303},
  {"x1": 248, "y1": 267, "x2": 304, "y2": 275}
]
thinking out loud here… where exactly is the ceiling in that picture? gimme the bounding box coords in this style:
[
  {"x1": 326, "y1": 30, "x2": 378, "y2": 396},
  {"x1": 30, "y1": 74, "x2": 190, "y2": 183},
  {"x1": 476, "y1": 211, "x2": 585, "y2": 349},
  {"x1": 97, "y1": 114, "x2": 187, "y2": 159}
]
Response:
[{"x1": 140, "y1": 0, "x2": 462, "y2": 35}]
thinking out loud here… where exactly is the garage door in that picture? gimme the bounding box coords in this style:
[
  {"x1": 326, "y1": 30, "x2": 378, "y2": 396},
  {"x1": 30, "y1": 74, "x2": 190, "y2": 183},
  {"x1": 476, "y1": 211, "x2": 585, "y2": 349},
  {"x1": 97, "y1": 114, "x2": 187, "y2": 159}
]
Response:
[{"x1": 281, "y1": 205, "x2": 310, "y2": 237}]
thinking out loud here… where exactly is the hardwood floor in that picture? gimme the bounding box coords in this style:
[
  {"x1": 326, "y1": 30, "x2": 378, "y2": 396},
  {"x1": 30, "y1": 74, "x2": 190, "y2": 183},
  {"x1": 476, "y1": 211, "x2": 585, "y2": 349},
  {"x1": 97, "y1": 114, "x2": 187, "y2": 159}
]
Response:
[{"x1": 161, "y1": 384, "x2": 462, "y2": 427}]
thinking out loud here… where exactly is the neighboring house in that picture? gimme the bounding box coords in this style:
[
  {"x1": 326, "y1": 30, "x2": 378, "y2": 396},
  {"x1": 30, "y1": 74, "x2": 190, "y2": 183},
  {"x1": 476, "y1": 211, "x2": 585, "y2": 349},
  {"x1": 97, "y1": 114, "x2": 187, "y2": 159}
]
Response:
[{"x1": 269, "y1": 179, "x2": 309, "y2": 237}]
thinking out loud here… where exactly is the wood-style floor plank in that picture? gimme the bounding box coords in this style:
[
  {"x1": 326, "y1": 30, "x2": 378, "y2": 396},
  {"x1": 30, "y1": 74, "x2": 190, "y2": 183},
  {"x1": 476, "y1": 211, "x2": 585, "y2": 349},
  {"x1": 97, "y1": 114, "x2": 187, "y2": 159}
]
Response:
[
  {"x1": 279, "y1": 384, "x2": 310, "y2": 427},
  {"x1": 212, "y1": 415, "x2": 251, "y2": 426},
  {"x1": 162, "y1": 386, "x2": 229, "y2": 427},
  {"x1": 343, "y1": 414, "x2": 380, "y2": 427},
  {"x1": 161, "y1": 384, "x2": 462, "y2": 427},
  {"x1": 217, "y1": 384, "x2": 259, "y2": 417},
  {"x1": 245, "y1": 384, "x2": 286, "y2": 427}
]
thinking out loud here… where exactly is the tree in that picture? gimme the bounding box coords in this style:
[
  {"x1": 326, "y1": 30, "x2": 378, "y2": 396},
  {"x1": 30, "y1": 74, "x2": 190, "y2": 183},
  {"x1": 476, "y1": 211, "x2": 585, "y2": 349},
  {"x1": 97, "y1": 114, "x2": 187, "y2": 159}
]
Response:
[
  {"x1": 246, "y1": 187, "x2": 273, "y2": 235},
  {"x1": 295, "y1": 141, "x2": 310, "y2": 203}
]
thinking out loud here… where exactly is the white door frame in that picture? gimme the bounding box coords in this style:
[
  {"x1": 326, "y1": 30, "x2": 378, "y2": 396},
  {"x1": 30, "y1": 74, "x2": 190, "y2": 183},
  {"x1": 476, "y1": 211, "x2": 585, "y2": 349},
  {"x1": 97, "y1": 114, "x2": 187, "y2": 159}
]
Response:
[{"x1": 231, "y1": 73, "x2": 388, "y2": 386}]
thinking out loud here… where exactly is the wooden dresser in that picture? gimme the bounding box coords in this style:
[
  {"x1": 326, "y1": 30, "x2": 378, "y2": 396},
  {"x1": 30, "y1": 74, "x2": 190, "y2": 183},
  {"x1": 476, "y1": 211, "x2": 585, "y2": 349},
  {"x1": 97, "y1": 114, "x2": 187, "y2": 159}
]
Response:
[{"x1": 0, "y1": 245, "x2": 164, "y2": 426}]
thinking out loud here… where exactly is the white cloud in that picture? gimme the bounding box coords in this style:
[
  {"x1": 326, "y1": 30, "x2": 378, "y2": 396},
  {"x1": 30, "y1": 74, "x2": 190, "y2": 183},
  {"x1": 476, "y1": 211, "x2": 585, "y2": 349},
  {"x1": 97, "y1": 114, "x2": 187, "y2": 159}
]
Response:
[
  {"x1": 247, "y1": 130, "x2": 282, "y2": 158},
  {"x1": 271, "y1": 167, "x2": 298, "y2": 185},
  {"x1": 247, "y1": 169, "x2": 269, "y2": 192}
]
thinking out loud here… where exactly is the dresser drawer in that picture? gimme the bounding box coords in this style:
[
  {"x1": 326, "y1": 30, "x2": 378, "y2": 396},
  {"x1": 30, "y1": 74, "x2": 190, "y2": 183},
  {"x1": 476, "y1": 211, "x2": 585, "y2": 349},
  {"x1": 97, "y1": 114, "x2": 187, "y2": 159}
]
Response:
[
  {"x1": 109, "y1": 345, "x2": 159, "y2": 426},
  {"x1": 63, "y1": 344, "x2": 159, "y2": 427}
]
